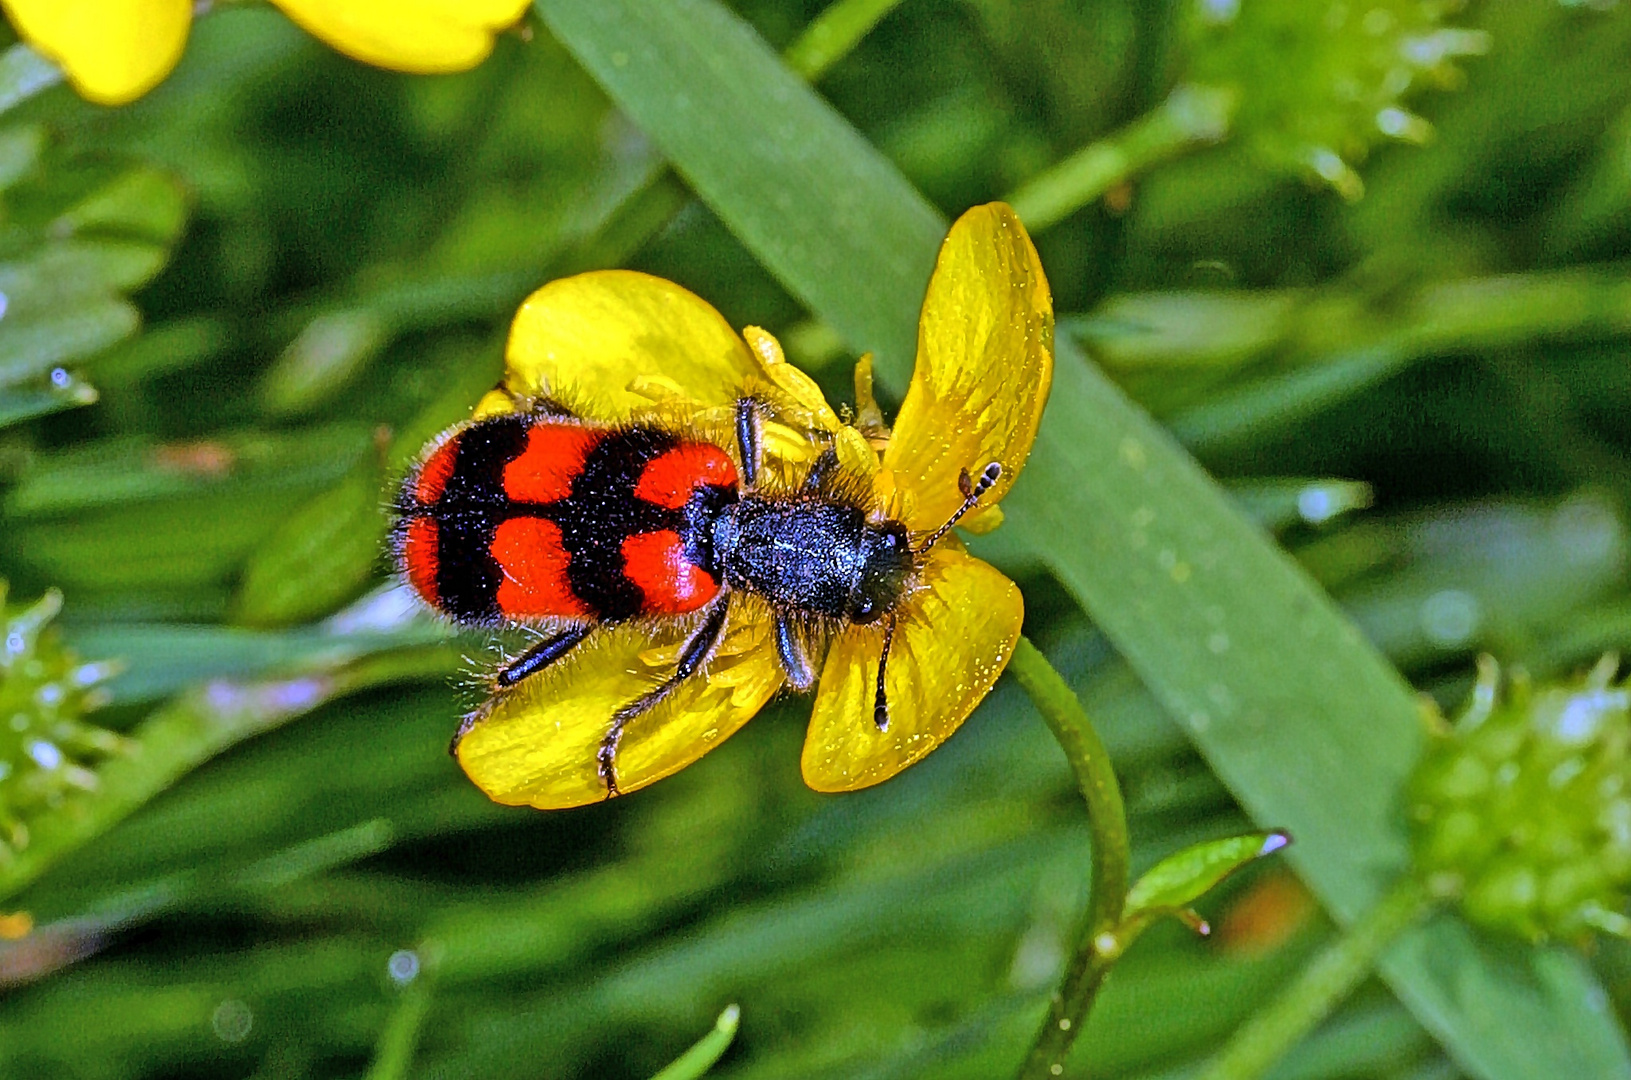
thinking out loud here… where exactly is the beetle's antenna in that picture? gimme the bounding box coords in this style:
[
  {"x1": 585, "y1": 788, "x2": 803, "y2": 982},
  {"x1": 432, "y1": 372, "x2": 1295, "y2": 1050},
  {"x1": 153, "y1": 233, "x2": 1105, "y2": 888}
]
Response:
[{"x1": 916, "y1": 462, "x2": 1002, "y2": 554}]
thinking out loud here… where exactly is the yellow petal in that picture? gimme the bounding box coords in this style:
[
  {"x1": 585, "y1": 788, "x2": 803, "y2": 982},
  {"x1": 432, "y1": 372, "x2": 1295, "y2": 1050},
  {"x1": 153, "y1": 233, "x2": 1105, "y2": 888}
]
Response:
[
  {"x1": 272, "y1": 0, "x2": 527, "y2": 73},
  {"x1": 743, "y1": 325, "x2": 842, "y2": 433},
  {"x1": 504, "y1": 270, "x2": 761, "y2": 423},
  {"x1": 456, "y1": 596, "x2": 784, "y2": 809},
  {"x1": 4, "y1": 0, "x2": 190, "y2": 106},
  {"x1": 884, "y1": 202, "x2": 1053, "y2": 533},
  {"x1": 801, "y1": 546, "x2": 1022, "y2": 792}
]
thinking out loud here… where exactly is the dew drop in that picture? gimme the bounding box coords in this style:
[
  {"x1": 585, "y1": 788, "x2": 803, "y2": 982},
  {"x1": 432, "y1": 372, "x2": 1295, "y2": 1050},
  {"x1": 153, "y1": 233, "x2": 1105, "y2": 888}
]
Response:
[
  {"x1": 26, "y1": 740, "x2": 61, "y2": 770},
  {"x1": 1420, "y1": 589, "x2": 1480, "y2": 647},
  {"x1": 387, "y1": 949, "x2": 420, "y2": 985}
]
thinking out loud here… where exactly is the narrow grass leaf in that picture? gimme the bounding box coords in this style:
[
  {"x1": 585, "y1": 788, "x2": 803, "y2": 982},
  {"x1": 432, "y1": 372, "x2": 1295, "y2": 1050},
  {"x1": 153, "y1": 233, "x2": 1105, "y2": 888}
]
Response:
[{"x1": 537, "y1": 0, "x2": 944, "y2": 378}]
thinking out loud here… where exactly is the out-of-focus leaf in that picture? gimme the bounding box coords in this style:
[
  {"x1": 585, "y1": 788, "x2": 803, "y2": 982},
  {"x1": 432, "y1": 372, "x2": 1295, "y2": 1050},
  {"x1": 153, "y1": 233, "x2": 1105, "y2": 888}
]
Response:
[
  {"x1": 541, "y1": 4, "x2": 1631, "y2": 1078},
  {"x1": 0, "y1": 124, "x2": 44, "y2": 191},
  {"x1": 1226, "y1": 478, "x2": 1373, "y2": 533},
  {"x1": 64, "y1": 606, "x2": 449, "y2": 705},
  {"x1": 4, "y1": 424, "x2": 374, "y2": 517},
  {"x1": 0, "y1": 368, "x2": 97, "y2": 427},
  {"x1": 0, "y1": 44, "x2": 63, "y2": 117},
  {"x1": 53, "y1": 166, "x2": 189, "y2": 244},
  {"x1": 0, "y1": 299, "x2": 139, "y2": 387},
  {"x1": 258, "y1": 311, "x2": 390, "y2": 418},
  {"x1": 89, "y1": 317, "x2": 230, "y2": 387},
  {"x1": 232, "y1": 465, "x2": 391, "y2": 626}
]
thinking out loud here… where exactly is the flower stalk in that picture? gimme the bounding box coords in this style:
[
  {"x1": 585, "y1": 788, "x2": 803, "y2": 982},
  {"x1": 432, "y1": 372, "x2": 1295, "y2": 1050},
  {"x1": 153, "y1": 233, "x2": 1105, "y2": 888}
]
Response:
[
  {"x1": 1008, "y1": 635, "x2": 1130, "y2": 1080},
  {"x1": 1006, "y1": 85, "x2": 1236, "y2": 234}
]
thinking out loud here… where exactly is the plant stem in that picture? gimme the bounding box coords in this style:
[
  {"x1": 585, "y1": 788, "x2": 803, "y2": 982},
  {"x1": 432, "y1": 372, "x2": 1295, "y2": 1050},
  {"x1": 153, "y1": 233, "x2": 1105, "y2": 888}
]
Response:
[
  {"x1": 1195, "y1": 876, "x2": 1438, "y2": 1080},
  {"x1": 1006, "y1": 84, "x2": 1237, "y2": 233},
  {"x1": 1008, "y1": 635, "x2": 1130, "y2": 1080},
  {"x1": 783, "y1": 0, "x2": 907, "y2": 81},
  {"x1": 364, "y1": 954, "x2": 436, "y2": 1080}
]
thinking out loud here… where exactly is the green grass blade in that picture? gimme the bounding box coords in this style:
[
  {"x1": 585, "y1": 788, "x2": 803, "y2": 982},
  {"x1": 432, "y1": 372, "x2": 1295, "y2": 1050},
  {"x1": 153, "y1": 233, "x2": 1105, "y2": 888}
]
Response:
[
  {"x1": 535, "y1": 3, "x2": 1631, "y2": 1078},
  {"x1": 537, "y1": 0, "x2": 943, "y2": 378}
]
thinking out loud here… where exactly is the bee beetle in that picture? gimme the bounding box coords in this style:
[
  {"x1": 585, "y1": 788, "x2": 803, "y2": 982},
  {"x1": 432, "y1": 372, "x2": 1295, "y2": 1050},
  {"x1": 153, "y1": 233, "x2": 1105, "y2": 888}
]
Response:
[{"x1": 393, "y1": 396, "x2": 999, "y2": 795}]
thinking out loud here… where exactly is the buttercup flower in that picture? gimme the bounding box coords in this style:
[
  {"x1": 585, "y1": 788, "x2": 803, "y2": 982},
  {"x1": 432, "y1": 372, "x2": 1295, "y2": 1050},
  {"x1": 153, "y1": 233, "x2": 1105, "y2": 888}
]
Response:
[
  {"x1": 450, "y1": 202, "x2": 1054, "y2": 808},
  {"x1": 2, "y1": 0, "x2": 530, "y2": 106}
]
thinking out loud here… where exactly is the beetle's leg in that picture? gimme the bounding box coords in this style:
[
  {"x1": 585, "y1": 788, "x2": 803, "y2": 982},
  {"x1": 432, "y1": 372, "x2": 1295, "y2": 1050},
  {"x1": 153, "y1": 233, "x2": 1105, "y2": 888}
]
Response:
[
  {"x1": 598, "y1": 599, "x2": 732, "y2": 796},
  {"x1": 774, "y1": 612, "x2": 817, "y2": 691},
  {"x1": 873, "y1": 612, "x2": 896, "y2": 731},
  {"x1": 494, "y1": 624, "x2": 593, "y2": 688},
  {"x1": 800, "y1": 446, "x2": 838, "y2": 496},
  {"x1": 734, "y1": 397, "x2": 761, "y2": 489}
]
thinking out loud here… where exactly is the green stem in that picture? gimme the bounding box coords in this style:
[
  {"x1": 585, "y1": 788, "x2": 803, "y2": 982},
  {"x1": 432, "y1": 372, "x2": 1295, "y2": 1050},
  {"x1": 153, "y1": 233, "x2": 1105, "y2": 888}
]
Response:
[
  {"x1": 1008, "y1": 635, "x2": 1130, "y2": 1080},
  {"x1": 782, "y1": 0, "x2": 908, "y2": 81},
  {"x1": 364, "y1": 952, "x2": 436, "y2": 1080},
  {"x1": 1195, "y1": 876, "x2": 1438, "y2": 1080},
  {"x1": 1005, "y1": 84, "x2": 1237, "y2": 233}
]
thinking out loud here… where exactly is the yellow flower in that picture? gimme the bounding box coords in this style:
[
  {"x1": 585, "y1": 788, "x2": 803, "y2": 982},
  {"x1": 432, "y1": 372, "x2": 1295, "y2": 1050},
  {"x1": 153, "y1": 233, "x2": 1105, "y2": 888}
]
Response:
[
  {"x1": 1, "y1": 0, "x2": 530, "y2": 106},
  {"x1": 454, "y1": 202, "x2": 1054, "y2": 808}
]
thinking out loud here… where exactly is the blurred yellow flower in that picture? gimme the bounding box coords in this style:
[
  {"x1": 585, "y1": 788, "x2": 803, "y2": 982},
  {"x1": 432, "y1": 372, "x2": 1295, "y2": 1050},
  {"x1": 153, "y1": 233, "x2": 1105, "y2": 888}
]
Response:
[{"x1": 0, "y1": 0, "x2": 530, "y2": 106}]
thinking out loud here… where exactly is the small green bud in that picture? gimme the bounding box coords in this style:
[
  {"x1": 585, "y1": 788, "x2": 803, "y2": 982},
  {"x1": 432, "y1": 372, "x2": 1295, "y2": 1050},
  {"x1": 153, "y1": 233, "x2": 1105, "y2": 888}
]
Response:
[
  {"x1": 1184, "y1": 0, "x2": 1489, "y2": 198},
  {"x1": 0, "y1": 582, "x2": 124, "y2": 856},
  {"x1": 1409, "y1": 655, "x2": 1631, "y2": 942}
]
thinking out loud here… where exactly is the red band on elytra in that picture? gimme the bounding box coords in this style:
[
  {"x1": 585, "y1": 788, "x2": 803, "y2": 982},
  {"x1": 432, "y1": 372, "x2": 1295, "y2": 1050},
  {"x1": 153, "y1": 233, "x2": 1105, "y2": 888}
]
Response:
[
  {"x1": 504, "y1": 424, "x2": 599, "y2": 505},
  {"x1": 635, "y1": 443, "x2": 737, "y2": 510},
  {"x1": 415, "y1": 438, "x2": 461, "y2": 504},
  {"x1": 622, "y1": 530, "x2": 719, "y2": 614},
  {"x1": 402, "y1": 516, "x2": 441, "y2": 607},
  {"x1": 492, "y1": 516, "x2": 589, "y2": 617}
]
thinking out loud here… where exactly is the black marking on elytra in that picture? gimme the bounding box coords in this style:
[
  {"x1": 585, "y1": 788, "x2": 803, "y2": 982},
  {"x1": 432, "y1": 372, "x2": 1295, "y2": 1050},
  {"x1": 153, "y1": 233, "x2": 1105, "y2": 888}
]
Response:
[
  {"x1": 431, "y1": 416, "x2": 529, "y2": 623},
  {"x1": 545, "y1": 427, "x2": 685, "y2": 621}
]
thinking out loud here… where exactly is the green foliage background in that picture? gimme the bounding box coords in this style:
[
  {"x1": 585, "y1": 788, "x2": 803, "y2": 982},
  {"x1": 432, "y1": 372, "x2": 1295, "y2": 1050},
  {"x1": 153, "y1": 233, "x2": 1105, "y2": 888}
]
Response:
[{"x1": 3, "y1": 1, "x2": 1631, "y2": 1078}]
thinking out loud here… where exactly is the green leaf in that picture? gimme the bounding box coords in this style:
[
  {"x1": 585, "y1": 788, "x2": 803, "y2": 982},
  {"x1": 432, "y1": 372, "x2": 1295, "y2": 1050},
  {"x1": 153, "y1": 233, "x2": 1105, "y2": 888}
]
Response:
[
  {"x1": 536, "y1": 3, "x2": 1631, "y2": 1078},
  {"x1": 1124, "y1": 830, "x2": 1288, "y2": 925},
  {"x1": 0, "y1": 368, "x2": 97, "y2": 427},
  {"x1": 4, "y1": 424, "x2": 373, "y2": 517},
  {"x1": 53, "y1": 165, "x2": 189, "y2": 244},
  {"x1": 0, "y1": 45, "x2": 63, "y2": 118},
  {"x1": 537, "y1": 0, "x2": 943, "y2": 378},
  {"x1": 0, "y1": 299, "x2": 139, "y2": 387},
  {"x1": 232, "y1": 466, "x2": 391, "y2": 626}
]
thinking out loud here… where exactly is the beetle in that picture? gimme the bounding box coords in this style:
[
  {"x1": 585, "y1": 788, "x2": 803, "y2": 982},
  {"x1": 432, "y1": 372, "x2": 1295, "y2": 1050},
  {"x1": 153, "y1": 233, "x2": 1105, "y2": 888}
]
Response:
[{"x1": 393, "y1": 396, "x2": 998, "y2": 795}]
